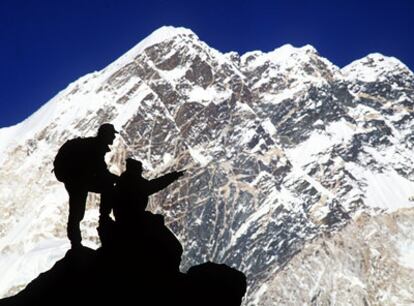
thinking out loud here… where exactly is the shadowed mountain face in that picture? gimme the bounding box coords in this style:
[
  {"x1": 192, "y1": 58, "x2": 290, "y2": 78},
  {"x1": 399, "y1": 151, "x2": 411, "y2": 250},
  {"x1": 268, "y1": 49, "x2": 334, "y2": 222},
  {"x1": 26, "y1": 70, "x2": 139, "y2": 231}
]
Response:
[{"x1": 0, "y1": 26, "x2": 414, "y2": 304}]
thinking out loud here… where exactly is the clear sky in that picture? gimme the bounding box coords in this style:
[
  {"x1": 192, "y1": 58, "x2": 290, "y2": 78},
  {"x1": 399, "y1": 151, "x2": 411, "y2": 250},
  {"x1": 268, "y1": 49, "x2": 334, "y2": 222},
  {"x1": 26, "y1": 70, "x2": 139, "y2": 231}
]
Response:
[{"x1": 0, "y1": 0, "x2": 413, "y2": 127}]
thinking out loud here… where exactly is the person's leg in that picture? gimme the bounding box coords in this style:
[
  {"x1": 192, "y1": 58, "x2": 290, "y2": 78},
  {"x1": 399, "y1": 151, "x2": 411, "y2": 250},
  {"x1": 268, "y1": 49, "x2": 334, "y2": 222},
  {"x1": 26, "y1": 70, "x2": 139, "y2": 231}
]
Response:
[
  {"x1": 100, "y1": 186, "x2": 115, "y2": 219},
  {"x1": 65, "y1": 183, "x2": 88, "y2": 248},
  {"x1": 90, "y1": 176, "x2": 116, "y2": 246},
  {"x1": 89, "y1": 175, "x2": 115, "y2": 219}
]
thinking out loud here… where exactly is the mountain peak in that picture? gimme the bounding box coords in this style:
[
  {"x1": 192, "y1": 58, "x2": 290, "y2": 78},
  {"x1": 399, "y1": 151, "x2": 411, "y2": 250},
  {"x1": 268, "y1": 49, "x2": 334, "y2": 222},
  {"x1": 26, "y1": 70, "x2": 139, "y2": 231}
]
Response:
[
  {"x1": 241, "y1": 43, "x2": 319, "y2": 64},
  {"x1": 240, "y1": 43, "x2": 339, "y2": 81},
  {"x1": 105, "y1": 26, "x2": 198, "y2": 71},
  {"x1": 342, "y1": 53, "x2": 413, "y2": 82},
  {"x1": 140, "y1": 26, "x2": 198, "y2": 47},
  {"x1": 272, "y1": 43, "x2": 318, "y2": 56},
  {"x1": 265, "y1": 43, "x2": 321, "y2": 65}
]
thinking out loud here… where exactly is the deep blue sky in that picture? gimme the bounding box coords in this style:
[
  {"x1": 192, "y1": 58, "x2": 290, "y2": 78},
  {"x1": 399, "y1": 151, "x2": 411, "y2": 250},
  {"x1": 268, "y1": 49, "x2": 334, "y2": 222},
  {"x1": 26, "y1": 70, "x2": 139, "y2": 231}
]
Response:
[{"x1": 0, "y1": 0, "x2": 413, "y2": 127}]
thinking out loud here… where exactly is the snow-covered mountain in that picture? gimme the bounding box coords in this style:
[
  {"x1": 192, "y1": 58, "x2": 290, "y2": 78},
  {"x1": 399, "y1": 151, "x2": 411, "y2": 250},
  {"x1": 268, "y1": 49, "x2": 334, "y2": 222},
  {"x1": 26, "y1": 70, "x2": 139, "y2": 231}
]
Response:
[{"x1": 1, "y1": 26, "x2": 413, "y2": 304}]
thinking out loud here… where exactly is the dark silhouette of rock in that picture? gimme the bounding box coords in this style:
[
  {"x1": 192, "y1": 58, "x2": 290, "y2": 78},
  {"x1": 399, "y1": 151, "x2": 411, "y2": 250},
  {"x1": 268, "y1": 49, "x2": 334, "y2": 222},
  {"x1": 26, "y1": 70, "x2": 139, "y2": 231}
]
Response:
[
  {"x1": 187, "y1": 261, "x2": 247, "y2": 306},
  {"x1": 1, "y1": 214, "x2": 247, "y2": 306},
  {"x1": 0, "y1": 247, "x2": 96, "y2": 306}
]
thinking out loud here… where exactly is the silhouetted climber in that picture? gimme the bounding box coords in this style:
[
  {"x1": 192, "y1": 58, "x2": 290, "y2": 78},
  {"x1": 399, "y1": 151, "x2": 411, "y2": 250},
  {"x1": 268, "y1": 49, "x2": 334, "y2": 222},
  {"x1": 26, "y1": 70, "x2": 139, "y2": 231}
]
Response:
[
  {"x1": 97, "y1": 157, "x2": 185, "y2": 270},
  {"x1": 53, "y1": 123, "x2": 119, "y2": 248},
  {"x1": 107, "y1": 158, "x2": 185, "y2": 224}
]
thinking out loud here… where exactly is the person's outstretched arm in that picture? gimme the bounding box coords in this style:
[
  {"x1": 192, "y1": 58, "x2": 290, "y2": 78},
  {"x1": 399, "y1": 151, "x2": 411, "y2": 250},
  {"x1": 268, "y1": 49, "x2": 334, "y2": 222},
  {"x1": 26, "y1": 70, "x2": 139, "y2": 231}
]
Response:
[{"x1": 147, "y1": 170, "x2": 185, "y2": 195}]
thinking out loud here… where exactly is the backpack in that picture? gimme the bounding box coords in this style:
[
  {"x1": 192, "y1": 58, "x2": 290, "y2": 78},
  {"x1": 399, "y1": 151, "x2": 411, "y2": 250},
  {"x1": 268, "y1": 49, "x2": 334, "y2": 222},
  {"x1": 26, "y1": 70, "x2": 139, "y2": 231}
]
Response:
[{"x1": 53, "y1": 137, "x2": 88, "y2": 182}]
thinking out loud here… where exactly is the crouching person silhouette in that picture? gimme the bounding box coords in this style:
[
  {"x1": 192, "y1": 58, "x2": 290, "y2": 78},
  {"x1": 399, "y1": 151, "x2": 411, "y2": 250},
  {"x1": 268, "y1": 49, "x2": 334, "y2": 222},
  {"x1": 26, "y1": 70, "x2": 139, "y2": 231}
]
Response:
[
  {"x1": 53, "y1": 123, "x2": 119, "y2": 249},
  {"x1": 110, "y1": 158, "x2": 185, "y2": 223},
  {"x1": 100, "y1": 158, "x2": 185, "y2": 271}
]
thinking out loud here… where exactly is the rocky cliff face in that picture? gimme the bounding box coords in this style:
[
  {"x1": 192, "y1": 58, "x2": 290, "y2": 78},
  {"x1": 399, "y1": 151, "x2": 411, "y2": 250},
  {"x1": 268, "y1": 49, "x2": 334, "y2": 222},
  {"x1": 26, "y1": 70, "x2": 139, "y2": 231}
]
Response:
[
  {"x1": 0, "y1": 26, "x2": 413, "y2": 304},
  {"x1": 258, "y1": 208, "x2": 414, "y2": 305}
]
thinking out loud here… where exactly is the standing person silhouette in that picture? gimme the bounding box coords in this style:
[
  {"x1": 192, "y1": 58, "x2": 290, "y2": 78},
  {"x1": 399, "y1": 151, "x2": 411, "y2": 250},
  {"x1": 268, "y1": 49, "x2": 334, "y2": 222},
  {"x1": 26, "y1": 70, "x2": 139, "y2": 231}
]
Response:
[{"x1": 53, "y1": 123, "x2": 119, "y2": 249}]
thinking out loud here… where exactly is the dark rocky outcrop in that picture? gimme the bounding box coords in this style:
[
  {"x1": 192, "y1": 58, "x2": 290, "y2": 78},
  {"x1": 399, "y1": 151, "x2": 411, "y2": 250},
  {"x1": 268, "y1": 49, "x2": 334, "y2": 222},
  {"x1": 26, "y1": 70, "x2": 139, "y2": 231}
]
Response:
[{"x1": 1, "y1": 212, "x2": 246, "y2": 306}]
